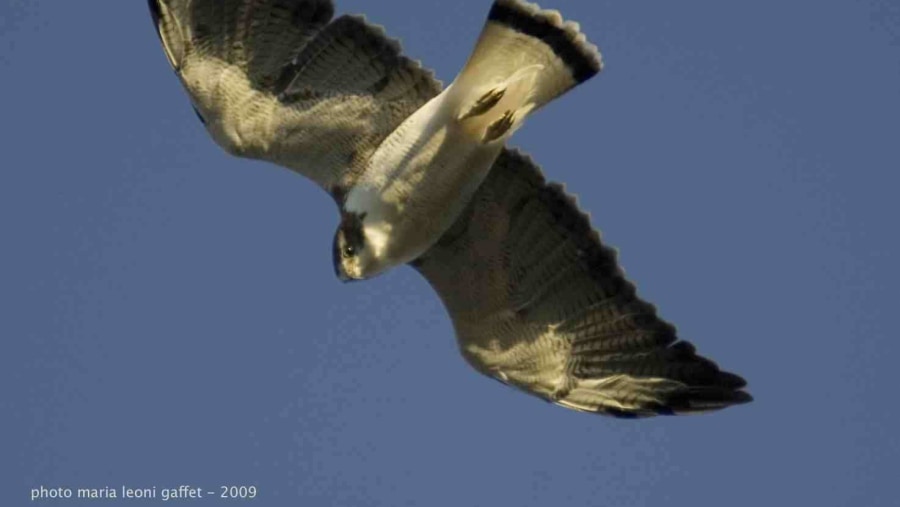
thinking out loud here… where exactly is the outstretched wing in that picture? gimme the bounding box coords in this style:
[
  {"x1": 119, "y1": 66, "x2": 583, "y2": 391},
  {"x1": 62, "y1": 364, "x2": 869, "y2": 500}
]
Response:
[
  {"x1": 414, "y1": 149, "x2": 751, "y2": 417},
  {"x1": 148, "y1": 0, "x2": 440, "y2": 196}
]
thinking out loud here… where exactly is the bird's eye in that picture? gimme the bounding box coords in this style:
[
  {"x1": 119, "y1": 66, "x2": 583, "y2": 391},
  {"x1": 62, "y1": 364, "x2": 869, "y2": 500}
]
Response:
[{"x1": 342, "y1": 245, "x2": 356, "y2": 259}]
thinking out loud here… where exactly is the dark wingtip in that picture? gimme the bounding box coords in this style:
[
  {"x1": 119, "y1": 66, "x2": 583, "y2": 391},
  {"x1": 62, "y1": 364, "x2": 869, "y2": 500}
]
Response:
[
  {"x1": 732, "y1": 390, "x2": 754, "y2": 405},
  {"x1": 719, "y1": 371, "x2": 749, "y2": 389},
  {"x1": 677, "y1": 386, "x2": 754, "y2": 414},
  {"x1": 487, "y1": 0, "x2": 602, "y2": 83},
  {"x1": 148, "y1": 0, "x2": 162, "y2": 35}
]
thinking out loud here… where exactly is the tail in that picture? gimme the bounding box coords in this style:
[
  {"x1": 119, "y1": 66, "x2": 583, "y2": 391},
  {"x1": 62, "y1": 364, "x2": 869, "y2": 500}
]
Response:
[{"x1": 450, "y1": 0, "x2": 602, "y2": 144}]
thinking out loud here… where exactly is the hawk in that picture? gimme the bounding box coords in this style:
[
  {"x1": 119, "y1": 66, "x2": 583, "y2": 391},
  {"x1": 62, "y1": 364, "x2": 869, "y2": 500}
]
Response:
[{"x1": 149, "y1": 0, "x2": 752, "y2": 417}]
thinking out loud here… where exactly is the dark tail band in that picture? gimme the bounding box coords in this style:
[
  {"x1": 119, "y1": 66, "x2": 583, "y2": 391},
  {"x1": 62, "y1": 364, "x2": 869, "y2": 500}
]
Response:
[{"x1": 488, "y1": 0, "x2": 602, "y2": 83}]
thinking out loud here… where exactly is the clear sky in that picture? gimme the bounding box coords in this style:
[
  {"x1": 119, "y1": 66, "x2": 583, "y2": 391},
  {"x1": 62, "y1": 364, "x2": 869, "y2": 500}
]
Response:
[{"x1": 2, "y1": 1, "x2": 898, "y2": 506}]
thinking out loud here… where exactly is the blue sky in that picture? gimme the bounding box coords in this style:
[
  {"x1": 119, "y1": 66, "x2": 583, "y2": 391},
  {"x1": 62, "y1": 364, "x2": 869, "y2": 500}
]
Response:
[{"x1": 1, "y1": 1, "x2": 898, "y2": 505}]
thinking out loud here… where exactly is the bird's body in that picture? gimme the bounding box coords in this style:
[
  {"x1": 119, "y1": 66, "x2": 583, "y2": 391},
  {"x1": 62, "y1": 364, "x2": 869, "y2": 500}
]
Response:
[
  {"x1": 149, "y1": 0, "x2": 752, "y2": 417},
  {"x1": 336, "y1": 3, "x2": 603, "y2": 279},
  {"x1": 340, "y1": 86, "x2": 494, "y2": 274}
]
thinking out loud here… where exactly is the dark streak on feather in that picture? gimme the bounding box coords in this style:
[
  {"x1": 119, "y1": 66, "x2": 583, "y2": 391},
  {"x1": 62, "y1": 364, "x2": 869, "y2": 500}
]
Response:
[{"x1": 192, "y1": 106, "x2": 207, "y2": 126}]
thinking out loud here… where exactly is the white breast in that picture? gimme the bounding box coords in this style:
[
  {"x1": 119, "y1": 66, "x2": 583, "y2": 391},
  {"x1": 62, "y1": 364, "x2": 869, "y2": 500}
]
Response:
[{"x1": 343, "y1": 83, "x2": 504, "y2": 269}]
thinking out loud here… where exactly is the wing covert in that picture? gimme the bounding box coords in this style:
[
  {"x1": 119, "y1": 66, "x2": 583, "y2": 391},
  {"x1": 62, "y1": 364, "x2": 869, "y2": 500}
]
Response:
[{"x1": 414, "y1": 149, "x2": 751, "y2": 417}]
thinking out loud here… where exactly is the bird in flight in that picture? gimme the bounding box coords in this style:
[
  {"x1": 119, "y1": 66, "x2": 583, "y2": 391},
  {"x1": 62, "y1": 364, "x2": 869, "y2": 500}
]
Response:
[{"x1": 148, "y1": 0, "x2": 752, "y2": 417}]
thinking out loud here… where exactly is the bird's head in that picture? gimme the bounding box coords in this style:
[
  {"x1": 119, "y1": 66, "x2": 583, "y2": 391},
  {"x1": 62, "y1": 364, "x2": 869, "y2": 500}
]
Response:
[{"x1": 332, "y1": 211, "x2": 387, "y2": 282}]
